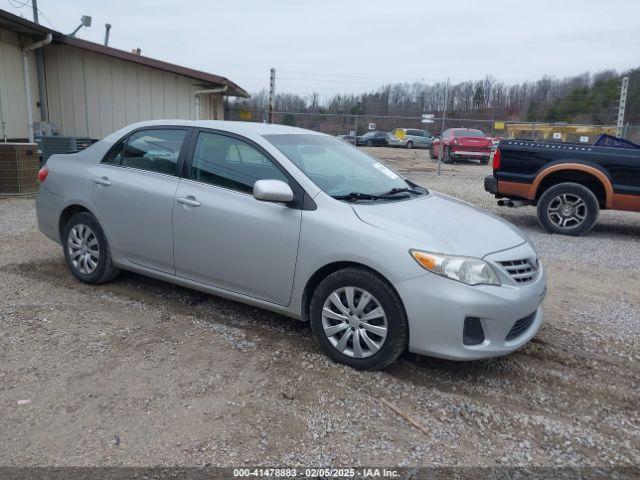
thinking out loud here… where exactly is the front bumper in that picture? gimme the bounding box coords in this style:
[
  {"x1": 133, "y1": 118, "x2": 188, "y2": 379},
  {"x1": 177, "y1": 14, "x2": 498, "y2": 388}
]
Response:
[
  {"x1": 484, "y1": 175, "x2": 498, "y2": 194},
  {"x1": 394, "y1": 243, "x2": 546, "y2": 360}
]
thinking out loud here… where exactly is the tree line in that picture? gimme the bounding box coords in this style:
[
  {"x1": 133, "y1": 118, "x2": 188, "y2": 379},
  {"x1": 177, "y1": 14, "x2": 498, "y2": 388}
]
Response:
[{"x1": 231, "y1": 68, "x2": 639, "y2": 127}]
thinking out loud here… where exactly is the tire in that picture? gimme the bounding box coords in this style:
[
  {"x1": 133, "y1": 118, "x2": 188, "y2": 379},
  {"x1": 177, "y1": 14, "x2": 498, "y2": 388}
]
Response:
[
  {"x1": 406, "y1": 141, "x2": 413, "y2": 150},
  {"x1": 366, "y1": 140, "x2": 373, "y2": 147},
  {"x1": 309, "y1": 268, "x2": 409, "y2": 371},
  {"x1": 536, "y1": 183, "x2": 599, "y2": 236},
  {"x1": 429, "y1": 148, "x2": 436, "y2": 160},
  {"x1": 442, "y1": 146, "x2": 453, "y2": 163},
  {"x1": 62, "y1": 212, "x2": 120, "y2": 284}
]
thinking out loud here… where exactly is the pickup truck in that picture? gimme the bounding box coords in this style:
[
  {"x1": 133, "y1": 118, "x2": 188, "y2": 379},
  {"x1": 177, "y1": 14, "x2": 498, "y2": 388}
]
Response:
[{"x1": 484, "y1": 139, "x2": 640, "y2": 235}]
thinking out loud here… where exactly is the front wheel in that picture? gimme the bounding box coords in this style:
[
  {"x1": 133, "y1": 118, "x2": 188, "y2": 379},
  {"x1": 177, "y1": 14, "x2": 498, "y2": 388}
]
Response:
[
  {"x1": 406, "y1": 141, "x2": 413, "y2": 150},
  {"x1": 62, "y1": 212, "x2": 120, "y2": 284},
  {"x1": 536, "y1": 183, "x2": 599, "y2": 236},
  {"x1": 309, "y1": 268, "x2": 408, "y2": 370},
  {"x1": 442, "y1": 146, "x2": 453, "y2": 163}
]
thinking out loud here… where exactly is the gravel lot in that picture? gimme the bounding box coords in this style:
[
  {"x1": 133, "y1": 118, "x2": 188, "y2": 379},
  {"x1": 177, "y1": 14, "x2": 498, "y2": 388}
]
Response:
[{"x1": 1, "y1": 147, "x2": 639, "y2": 467}]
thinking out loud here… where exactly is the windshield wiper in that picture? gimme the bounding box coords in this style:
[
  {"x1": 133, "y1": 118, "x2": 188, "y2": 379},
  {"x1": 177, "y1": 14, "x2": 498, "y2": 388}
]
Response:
[
  {"x1": 332, "y1": 192, "x2": 379, "y2": 201},
  {"x1": 332, "y1": 187, "x2": 424, "y2": 202},
  {"x1": 376, "y1": 187, "x2": 424, "y2": 198}
]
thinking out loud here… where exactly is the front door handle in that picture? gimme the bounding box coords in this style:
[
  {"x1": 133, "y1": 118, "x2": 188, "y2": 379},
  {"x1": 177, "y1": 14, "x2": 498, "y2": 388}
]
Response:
[
  {"x1": 176, "y1": 196, "x2": 201, "y2": 207},
  {"x1": 93, "y1": 177, "x2": 111, "y2": 186}
]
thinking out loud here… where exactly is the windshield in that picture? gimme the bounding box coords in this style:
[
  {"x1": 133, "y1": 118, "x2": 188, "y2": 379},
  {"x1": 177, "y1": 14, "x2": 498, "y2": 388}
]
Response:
[
  {"x1": 454, "y1": 129, "x2": 485, "y2": 137},
  {"x1": 264, "y1": 134, "x2": 419, "y2": 198}
]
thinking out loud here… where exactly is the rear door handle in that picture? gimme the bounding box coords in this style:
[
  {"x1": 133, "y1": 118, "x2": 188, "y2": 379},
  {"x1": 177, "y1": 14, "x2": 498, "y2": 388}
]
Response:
[
  {"x1": 93, "y1": 177, "x2": 111, "y2": 186},
  {"x1": 176, "y1": 196, "x2": 201, "y2": 207}
]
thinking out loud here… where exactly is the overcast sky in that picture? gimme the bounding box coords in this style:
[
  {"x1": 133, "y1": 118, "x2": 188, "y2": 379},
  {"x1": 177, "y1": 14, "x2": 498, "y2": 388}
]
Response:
[{"x1": 5, "y1": 0, "x2": 640, "y2": 99}]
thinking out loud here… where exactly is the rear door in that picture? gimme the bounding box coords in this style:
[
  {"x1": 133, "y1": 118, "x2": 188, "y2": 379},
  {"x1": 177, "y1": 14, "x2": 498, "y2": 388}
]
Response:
[
  {"x1": 172, "y1": 129, "x2": 302, "y2": 305},
  {"x1": 88, "y1": 127, "x2": 190, "y2": 274}
]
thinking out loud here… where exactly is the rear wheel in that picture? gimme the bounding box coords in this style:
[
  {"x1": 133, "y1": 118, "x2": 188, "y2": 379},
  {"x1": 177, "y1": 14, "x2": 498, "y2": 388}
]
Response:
[
  {"x1": 62, "y1": 212, "x2": 120, "y2": 284},
  {"x1": 537, "y1": 183, "x2": 599, "y2": 236},
  {"x1": 309, "y1": 268, "x2": 408, "y2": 370}
]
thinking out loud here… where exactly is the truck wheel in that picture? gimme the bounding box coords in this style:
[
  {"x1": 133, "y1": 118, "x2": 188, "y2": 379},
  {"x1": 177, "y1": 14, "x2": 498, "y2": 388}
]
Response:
[{"x1": 537, "y1": 183, "x2": 599, "y2": 236}]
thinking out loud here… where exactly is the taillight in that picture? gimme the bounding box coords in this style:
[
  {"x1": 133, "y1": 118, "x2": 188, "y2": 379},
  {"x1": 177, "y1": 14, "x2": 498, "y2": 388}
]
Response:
[
  {"x1": 492, "y1": 148, "x2": 501, "y2": 170},
  {"x1": 37, "y1": 166, "x2": 48, "y2": 182}
]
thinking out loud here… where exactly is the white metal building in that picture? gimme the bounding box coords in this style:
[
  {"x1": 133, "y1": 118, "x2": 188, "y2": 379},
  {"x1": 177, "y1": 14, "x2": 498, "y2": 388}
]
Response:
[{"x1": 0, "y1": 8, "x2": 248, "y2": 141}]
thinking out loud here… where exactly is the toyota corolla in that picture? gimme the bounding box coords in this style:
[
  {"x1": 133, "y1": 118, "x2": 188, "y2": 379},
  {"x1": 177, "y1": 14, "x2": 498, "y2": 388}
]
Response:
[{"x1": 36, "y1": 120, "x2": 547, "y2": 370}]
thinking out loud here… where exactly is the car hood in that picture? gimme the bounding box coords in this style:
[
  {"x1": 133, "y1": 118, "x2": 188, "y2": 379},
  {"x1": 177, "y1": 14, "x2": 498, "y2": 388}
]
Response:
[{"x1": 351, "y1": 192, "x2": 525, "y2": 258}]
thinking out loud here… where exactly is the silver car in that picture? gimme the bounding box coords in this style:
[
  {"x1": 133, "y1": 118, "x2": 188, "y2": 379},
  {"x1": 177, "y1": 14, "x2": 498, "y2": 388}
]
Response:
[
  {"x1": 36, "y1": 120, "x2": 546, "y2": 370},
  {"x1": 387, "y1": 128, "x2": 434, "y2": 149}
]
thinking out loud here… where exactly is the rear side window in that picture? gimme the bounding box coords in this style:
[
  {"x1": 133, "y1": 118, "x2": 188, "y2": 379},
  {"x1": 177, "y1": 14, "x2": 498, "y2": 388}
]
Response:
[
  {"x1": 120, "y1": 129, "x2": 187, "y2": 175},
  {"x1": 190, "y1": 132, "x2": 288, "y2": 194},
  {"x1": 102, "y1": 140, "x2": 125, "y2": 165}
]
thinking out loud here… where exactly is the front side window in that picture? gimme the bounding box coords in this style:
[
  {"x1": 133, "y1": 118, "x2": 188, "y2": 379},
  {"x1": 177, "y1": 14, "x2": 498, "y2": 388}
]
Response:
[
  {"x1": 190, "y1": 132, "x2": 288, "y2": 193},
  {"x1": 120, "y1": 129, "x2": 186, "y2": 175},
  {"x1": 264, "y1": 134, "x2": 421, "y2": 199}
]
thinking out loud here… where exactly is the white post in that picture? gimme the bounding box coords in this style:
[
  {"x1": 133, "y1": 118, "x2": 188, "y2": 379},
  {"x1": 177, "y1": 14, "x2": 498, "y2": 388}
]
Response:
[
  {"x1": 268, "y1": 68, "x2": 276, "y2": 124},
  {"x1": 22, "y1": 52, "x2": 34, "y2": 143},
  {"x1": 617, "y1": 76, "x2": 629, "y2": 138}
]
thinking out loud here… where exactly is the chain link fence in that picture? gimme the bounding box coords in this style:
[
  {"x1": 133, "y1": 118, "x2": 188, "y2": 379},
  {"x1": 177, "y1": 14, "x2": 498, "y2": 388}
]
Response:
[{"x1": 227, "y1": 108, "x2": 637, "y2": 211}]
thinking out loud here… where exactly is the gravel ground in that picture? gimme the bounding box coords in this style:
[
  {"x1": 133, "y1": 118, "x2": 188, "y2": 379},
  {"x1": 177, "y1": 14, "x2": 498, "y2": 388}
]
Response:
[{"x1": 0, "y1": 147, "x2": 639, "y2": 467}]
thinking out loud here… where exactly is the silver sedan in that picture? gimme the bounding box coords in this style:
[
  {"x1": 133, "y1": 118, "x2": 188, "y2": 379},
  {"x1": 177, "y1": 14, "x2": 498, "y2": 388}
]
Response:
[{"x1": 36, "y1": 120, "x2": 547, "y2": 370}]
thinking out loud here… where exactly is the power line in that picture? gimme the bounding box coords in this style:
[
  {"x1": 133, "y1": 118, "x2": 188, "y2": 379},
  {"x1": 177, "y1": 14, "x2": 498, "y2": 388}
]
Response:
[
  {"x1": 278, "y1": 69, "x2": 455, "y2": 83},
  {"x1": 6, "y1": 0, "x2": 55, "y2": 28}
]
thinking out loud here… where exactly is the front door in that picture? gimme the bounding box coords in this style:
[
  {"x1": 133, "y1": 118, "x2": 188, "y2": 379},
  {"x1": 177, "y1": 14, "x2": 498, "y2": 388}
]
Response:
[
  {"x1": 173, "y1": 130, "x2": 302, "y2": 305},
  {"x1": 88, "y1": 127, "x2": 190, "y2": 274}
]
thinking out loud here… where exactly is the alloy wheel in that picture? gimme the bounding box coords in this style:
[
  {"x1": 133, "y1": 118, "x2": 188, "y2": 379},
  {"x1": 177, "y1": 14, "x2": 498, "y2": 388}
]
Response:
[
  {"x1": 321, "y1": 286, "x2": 388, "y2": 358},
  {"x1": 67, "y1": 224, "x2": 100, "y2": 274},
  {"x1": 547, "y1": 193, "x2": 588, "y2": 229}
]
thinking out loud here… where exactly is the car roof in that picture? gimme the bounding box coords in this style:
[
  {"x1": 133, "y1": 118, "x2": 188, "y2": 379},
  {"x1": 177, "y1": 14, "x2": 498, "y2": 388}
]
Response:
[{"x1": 101, "y1": 119, "x2": 323, "y2": 144}]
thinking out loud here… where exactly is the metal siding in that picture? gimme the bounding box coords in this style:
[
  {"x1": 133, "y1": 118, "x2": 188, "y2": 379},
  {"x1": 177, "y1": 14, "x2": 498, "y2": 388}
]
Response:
[
  {"x1": 0, "y1": 27, "x2": 40, "y2": 139},
  {"x1": 44, "y1": 44, "x2": 212, "y2": 138}
]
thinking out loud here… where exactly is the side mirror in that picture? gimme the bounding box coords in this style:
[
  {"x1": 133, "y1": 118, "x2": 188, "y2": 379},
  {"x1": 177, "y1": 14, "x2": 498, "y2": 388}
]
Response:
[{"x1": 253, "y1": 179, "x2": 294, "y2": 203}]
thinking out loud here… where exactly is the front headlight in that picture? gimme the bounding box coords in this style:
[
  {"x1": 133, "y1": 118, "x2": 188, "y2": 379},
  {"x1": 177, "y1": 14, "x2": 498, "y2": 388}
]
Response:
[{"x1": 410, "y1": 250, "x2": 501, "y2": 286}]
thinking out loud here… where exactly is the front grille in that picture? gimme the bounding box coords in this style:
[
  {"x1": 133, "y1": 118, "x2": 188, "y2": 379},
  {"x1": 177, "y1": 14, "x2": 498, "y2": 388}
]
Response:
[
  {"x1": 505, "y1": 311, "x2": 537, "y2": 341},
  {"x1": 498, "y1": 258, "x2": 537, "y2": 284}
]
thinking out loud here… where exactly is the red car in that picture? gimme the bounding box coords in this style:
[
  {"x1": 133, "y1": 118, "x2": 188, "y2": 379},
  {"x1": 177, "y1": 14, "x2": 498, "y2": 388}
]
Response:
[{"x1": 431, "y1": 128, "x2": 493, "y2": 164}]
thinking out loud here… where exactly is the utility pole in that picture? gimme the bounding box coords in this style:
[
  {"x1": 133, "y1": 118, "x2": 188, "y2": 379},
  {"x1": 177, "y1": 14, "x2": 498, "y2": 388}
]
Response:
[
  {"x1": 31, "y1": 0, "x2": 39, "y2": 22},
  {"x1": 268, "y1": 68, "x2": 276, "y2": 124},
  {"x1": 616, "y1": 76, "x2": 629, "y2": 138},
  {"x1": 437, "y1": 77, "x2": 450, "y2": 176},
  {"x1": 31, "y1": 0, "x2": 49, "y2": 124}
]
